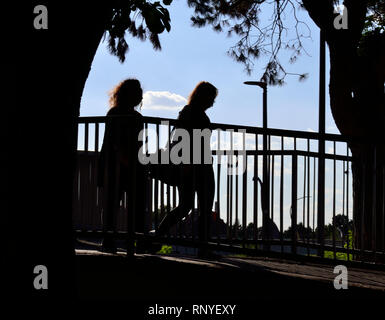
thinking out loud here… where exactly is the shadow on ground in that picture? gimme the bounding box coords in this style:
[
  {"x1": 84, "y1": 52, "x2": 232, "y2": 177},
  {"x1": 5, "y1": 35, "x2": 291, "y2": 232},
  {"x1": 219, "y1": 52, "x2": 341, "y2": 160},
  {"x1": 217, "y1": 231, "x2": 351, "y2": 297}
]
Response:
[{"x1": 76, "y1": 251, "x2": 385, "y2": 303}]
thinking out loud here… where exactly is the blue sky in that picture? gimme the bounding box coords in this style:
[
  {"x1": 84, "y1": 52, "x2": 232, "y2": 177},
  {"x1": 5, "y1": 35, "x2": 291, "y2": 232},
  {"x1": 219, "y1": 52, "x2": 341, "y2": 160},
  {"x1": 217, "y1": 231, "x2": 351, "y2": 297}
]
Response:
[
  {"x1": 79, "y1": 1, "x2": 351, "y2": 230},
  {"x1": 80, "y1": 0, "x2": 338, "y2": 134}
]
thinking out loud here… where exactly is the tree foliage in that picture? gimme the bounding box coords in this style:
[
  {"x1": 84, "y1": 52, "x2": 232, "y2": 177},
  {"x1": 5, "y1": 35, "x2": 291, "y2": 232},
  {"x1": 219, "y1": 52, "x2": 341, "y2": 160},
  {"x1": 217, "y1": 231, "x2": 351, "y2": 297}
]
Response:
[
  {"x1": 187, "y1": 0, "x2": 384, "y2": 85},
  {"x1": 105, "y1": 0, "x2": 173, "y2": 62},
  {"x1": 364, "y1": 0, "x2": 385, "y2": 34},
  {"x1": 187, "y1": 0, "x2": 311, "y2": 84},
  {"x1": 359, "y1": 0, "x2": 385, "y2": 56}
]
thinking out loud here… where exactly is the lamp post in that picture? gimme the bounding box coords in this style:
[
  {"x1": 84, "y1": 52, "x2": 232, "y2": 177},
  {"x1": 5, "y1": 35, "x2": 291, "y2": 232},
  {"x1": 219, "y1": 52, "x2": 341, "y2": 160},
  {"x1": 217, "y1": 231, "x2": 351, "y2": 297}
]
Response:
[
  {"x1": 244, "y1": 81, "x2": 270, "y2": 247},
  {"x1": 244, "y1": 81, "x2": 268, "y2": 129}
]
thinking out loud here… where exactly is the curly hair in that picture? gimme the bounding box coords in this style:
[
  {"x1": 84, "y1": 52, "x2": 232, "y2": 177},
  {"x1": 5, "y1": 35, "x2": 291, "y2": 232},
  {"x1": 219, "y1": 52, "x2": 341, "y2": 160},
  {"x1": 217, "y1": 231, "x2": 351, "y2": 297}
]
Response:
[
  {"x1": 188, "y1": 81, "x2": 218, "y2": 107},
  {"x1": 108, "y1": 78, "x2": 143, "y2": 109}
]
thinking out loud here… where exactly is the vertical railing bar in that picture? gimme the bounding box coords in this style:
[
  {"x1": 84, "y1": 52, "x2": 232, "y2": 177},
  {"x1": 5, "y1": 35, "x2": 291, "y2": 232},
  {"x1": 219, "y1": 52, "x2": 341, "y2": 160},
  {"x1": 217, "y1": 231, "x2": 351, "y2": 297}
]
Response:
[
  {"x1": 342, "y1": 160, "x2": 346, "y2": 223},
  {"x1": 291, "y1": 153, "x2": 298, "y2": 255},
  {"x1": 90, "y1": 122, "x2": 99, "y2": 229},
  {"x1": 84, "y1": 122, "x2": 91, "y2": 229},
  {"x1": 346, "y1": 145, "x2": 351, "y2": 261},
  {"x1": 234, "y1": 148, "x2": 239, "y2": 240},
  {"x1": 172, "y1": 187, "x2": 177, "y2": 208},
  {"x1": 216, "y1": 129, "x2": 221, "y2": 243},
  {"x1": 95, "y1": 122, "x2": 99, "y2": 153},
  {"x1": 342, "y1": 159, "x2": 346, "y2": 250},
  {"x1": 306, "y1": 139, "x2": 311, "y2": 256},
  {"x1": 332, "y1": 141, "x2": 337, "y2": 260},
  {"x1": 143, "y1": 122, "x2": 151, "y2": 234},
  {"x1": 173, "y1": 184, "x2": 178, "y2": 237},
  {"x1": 190, "y1": 164, "x2": 195, "y2": 241},
  {"x1": 84, "y1": 122, "x2": 89, "y2": 153},
  {"x1": 303, "y1": 154, "x2": 306, "y2": 234},
  {"x1": 167, "y1": 124, "x2": 171, "y2": 236},
  {"x1": 192, "y1": 186, "x2": 196, "y2": 242},
  {"x1": 170, "y1": 123, "x2": 176, "y2": 236},
  {"x1": 265, "y1": 134, "x2": 271, "y2": 250},
  {"x1": 144, "y1": 122, "x2": 148, "y2": 155},
  {"x1": 253, "y1": 134, "x2": 258, "y2": 242},
  {"x1": 161, "y1": 182, "x2": 165, "y2": 236},
  {"x1": 229, "y1": 130, "x2": 234, "y2": 245},
  {"x1": 280, "y1": 136, "x2": 284, "y2": 254},
  {"x1": 271, "y1": 154, "x2": 275, "y2": 222},
  {"x1": 95, "y1": 122, "x2": 100, "y2": 225},
  {"x1": 88, "y1": 124, "x2": 94, "y2": 229},
  {"x1": 313, "y1": 157, "x2": 316, "y2": 239},
  {"x1": 226, "y1": 151, "x2": 230, "y2": 240},
  {"x1": 261, "y1": 130, "x2": 271, "y2": 251},
  {"x1": 154, "y1": 178, "x2": 159, "y2": 231},
  {"x1": 154, "y1": 124, "x2": 160, "y2": 231},
  {"x1": 147, "y1": 177, "x2": 153, "y2": 236},
  {"x1": 242, "y1": 132, "x2": 247, "y2": 248}
]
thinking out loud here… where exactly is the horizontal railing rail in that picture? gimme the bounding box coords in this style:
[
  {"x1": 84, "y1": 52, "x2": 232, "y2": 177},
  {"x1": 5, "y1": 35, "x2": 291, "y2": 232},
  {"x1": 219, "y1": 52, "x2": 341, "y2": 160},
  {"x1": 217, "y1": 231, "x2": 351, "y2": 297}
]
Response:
[{"x1": 77, "y1": 115, "x2": 356, "y2": 143}]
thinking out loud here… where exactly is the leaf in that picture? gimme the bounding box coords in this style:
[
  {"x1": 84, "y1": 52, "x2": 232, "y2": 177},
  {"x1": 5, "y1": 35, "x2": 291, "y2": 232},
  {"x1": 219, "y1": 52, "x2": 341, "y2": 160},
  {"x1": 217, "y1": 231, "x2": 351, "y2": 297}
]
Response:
[
  {"x1": 298, "y1": 73, "x2": 308, "y2": 82},
  {"x1": 149, "y1": 32, "x2": 162, "y2": 50}
]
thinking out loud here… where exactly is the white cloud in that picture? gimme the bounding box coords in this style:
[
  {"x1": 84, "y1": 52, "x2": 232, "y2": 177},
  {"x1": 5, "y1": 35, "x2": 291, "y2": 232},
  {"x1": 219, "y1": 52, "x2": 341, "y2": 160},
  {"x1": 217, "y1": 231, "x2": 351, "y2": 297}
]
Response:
[{"x1": 142, "y1": 91, "x2": 187, "y2": 111}]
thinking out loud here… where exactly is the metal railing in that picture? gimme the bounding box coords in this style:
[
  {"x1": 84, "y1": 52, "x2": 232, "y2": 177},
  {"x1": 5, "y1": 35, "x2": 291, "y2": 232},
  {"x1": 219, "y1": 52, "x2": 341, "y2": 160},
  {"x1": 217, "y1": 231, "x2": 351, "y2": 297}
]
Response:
[{"x1": 73, "y1": 115, "x2": 385, "y2": 265}]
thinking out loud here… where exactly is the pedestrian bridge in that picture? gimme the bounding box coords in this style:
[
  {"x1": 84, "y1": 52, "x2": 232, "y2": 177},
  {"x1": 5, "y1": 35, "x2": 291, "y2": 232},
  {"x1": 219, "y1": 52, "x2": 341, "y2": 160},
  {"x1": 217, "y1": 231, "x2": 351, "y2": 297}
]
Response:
[{"x1": 73, "y1": 115, "x2": 385, "y2": 265}]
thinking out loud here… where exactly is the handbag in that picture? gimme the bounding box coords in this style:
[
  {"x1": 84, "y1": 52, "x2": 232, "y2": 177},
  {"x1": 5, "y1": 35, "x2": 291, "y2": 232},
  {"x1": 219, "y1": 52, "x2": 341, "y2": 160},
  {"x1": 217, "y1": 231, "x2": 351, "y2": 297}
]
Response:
[
  {"x1": 148, "y1": 127, "x2": 182, "y2": 186},
  {"x1": 148, "y1": 160, "x2": 181, "y2": 186}
]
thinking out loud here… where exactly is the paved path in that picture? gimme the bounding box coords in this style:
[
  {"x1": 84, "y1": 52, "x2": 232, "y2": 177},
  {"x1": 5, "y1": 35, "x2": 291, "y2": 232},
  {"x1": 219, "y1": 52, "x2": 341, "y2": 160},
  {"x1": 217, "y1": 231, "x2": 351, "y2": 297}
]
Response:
[{"x1": 76, "y1": 249, "x2": 385, "y2": 300}]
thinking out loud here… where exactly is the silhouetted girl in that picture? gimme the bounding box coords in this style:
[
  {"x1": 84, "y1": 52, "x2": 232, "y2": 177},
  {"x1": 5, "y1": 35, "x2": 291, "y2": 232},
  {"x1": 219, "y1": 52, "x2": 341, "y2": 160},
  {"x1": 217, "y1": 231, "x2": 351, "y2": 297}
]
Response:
[
  {"x1": 98, "y1": 78, "x2": 146, "y2": 253},
  {"x1": 157, "y1": 81, "x2": 217, "y2": 248}
]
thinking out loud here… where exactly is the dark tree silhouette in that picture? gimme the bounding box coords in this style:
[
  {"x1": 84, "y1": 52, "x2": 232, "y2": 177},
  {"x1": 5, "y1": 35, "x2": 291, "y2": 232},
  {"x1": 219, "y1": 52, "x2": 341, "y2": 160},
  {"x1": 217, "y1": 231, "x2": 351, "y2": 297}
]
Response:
[
  {"x1": 187, "y1": 0, "x2": 385, "y2": 254},
  {"x1": 8, "y1": 0, "x2": 173, "y2": 302}
]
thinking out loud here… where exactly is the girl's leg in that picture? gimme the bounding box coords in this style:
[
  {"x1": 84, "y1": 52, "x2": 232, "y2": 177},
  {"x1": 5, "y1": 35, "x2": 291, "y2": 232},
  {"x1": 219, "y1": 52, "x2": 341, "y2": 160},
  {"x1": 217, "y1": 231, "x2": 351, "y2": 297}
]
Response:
[
  {"x1": 102, "y1": 182, "x2": 120, "y2": 252},
  {"x1": 157, "y1": 172, "x2": 195, "y2": 236}
]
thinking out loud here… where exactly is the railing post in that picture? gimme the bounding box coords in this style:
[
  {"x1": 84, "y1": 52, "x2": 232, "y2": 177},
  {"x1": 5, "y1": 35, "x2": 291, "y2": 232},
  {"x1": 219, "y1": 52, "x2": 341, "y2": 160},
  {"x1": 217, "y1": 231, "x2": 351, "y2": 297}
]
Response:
[
  {"x1": 243, "y1": 81, "x2": 269, "y2": 250},
  {"x1": 262, "y1": 87, "x2": 270, "y2": 251},
  {"x1": 242, "y1": 139, "x2": 248, "y2": 247}
]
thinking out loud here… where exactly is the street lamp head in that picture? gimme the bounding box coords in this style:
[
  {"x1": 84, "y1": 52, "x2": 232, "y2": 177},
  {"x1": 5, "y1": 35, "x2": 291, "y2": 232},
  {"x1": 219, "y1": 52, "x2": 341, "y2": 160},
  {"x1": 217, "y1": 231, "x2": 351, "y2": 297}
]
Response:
[{"x1": 244, "y1": 81, "x2": 267, "y2": 89}]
